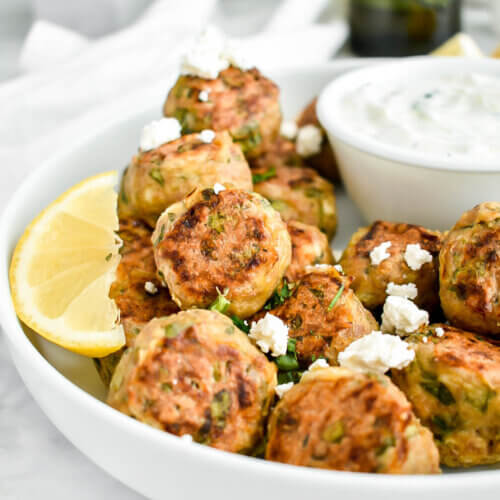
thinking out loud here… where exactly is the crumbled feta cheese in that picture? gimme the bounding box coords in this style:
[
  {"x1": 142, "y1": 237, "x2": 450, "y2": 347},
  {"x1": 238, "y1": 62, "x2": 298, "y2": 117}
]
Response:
[
  {"x1": 435, "y1": 327, "x2": 445, "y2": 337},
  {"x1": 249, "y1": 313, "x2": 288, "y2": 357},
  {"x1": 334, "y1": 264, "x2": 343, "y2": 273},
  {"x1": 213, "y1": 182, "x2": 226, "y2": 194},
  {"x1": 140, "y1": 118, "x2": 181, "y2": 151},
  {"x1": 199, "y1": 129, "x2": 216, "y2": 144},
  {"x1": 307, "y1": 358, "x2": 329, "y2": 372},
  {"x1": 386, "y1": 282, "x2": 418, "y2": 300},
  {"x1": 381, "y1": 296, "x2": 429, "y2": 335},
  {"x1": 181, "y1": 26, "x2": 253, "y2": 79},
  {"x1": 198, "y1": 89, "x2": 210, "y2": 102},
  {"x1": 404, "y1": 243, "x2": 433, "y2": 271},
  {"x1": 338, "y1": 331, "x2": 415, "y2": 374},
  {"x1": 280, "y1": 120, "x2": 298, "y2": 140},
  {"x1": 275, "y1": 382, "x2": 294, "y2": 399},
  {"x1": 370, "y1": 241, "x2": 392, "y2": 265},
  {"x1": 144, "y1": 281, "x2": 158, "y2": 295},
  {"x1": 296, "y1": 125, "x2": 322, "y2": 157},
  {"x1": 422, "y1": 336, "x2": 428, "y2": 343},
  {"x1": 180, "y1": 434, "x2": 193, "y2": 442}
]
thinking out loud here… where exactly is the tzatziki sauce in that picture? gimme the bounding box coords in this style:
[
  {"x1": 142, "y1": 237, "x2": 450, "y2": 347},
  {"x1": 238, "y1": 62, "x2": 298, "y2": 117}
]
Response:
[{"x1": 340, "y1": 73, "x2": 500, "y2": 162}]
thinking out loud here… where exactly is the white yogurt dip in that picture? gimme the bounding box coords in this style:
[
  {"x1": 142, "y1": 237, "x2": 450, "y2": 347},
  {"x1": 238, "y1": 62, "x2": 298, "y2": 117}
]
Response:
[{"x1": 340, "y1": 73, "x2": 500, "y2": 161}]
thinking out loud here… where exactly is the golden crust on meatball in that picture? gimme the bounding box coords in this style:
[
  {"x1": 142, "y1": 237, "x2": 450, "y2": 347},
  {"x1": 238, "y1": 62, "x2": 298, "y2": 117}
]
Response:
[
  {"x1": 252, "y1": 165, "x2": 337, "y2": 240},
  {"x1": 108, "y1": 310, "x2": 277, "y2": 453},
  {"x1": 285, "y1": 221, "x2": 334, "y2": 282},
  {"x1": 249, "y1": 136, "x2": 304, "y2": 171},
  {"x1": 266, "y1": 366, "x2": 440, "y2": 474},
  {"x1": 296, "y1": 97, "x2": 340, "y2": 183},
  {"x1": 339, "y1": 221, "x2": 442, "y2": 312},
  {"x1": 163, "y1": 66, "x2": 281, "y2": 158},
  {"x1": 118, "y1": 130, "x2": 252, "y2": 228},
  {"x1": 95, "y1": 218, "x2": 179, "y2": 386},
  {"x1": 392, "y1": 324, "x2": 500, "y2": 467},
  {"x1": 439, "y1": 202, "x2": 500, "y2": 336},
  {"x1": 152, "y1": 187, "x2": 291, "y2": 318},
  {"x1": 258, "y1": 267, "x2": 377, "y2": 367}
]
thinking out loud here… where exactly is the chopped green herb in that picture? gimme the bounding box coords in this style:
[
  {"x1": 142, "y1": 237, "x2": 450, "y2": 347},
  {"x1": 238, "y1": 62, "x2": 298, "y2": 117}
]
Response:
[
  {"x1": 327, "y1": 284, "x2": 345, "y2": 311},
  {"x1": 211, "y1": 389, "x2": 231, "y2": 429},
  {"x1": 164, "y1": 323, "x2": 183, "y2": 338},
  {"x1": 252, "y1": 167, "x2": 277, "y2": 184},
  {"x1": 278, "y1": 370, "x2": 303, "y2": 384},
  {"x1": 155, "y1": 225, "x2": 165, "y2": 247},
  {"x1": 167, "y1": 212, "x2": 175, "y2": 222},
  {"x1": 209, "y1": 288, "x2": 230, "y2": 314},
  {"x1": 420, "y1": 379, "x2": 455, "y2": 406},
  {"x1": 208, "y1": 212, "x2": 225, "y2": 233},
  {"x1": 231, "y1": 315, "x2": 250, "y2": 333},
  {"x1": 322, "y1": 421, "x2": 344, "y2": 444},
  {"x1": 213, "y1": 362, "x2": 222, "y2": 382},
  {"x1": 376, "y1": 435, "x2": 395, "y2": 456},
  {"x1": 105, "y1": 253, "x2": 112, "y2": 262},
  {"x1": 264, "y1": 279, "x2": 293, "y2": 310},
  {"x1": 276, "y1": 353, "x2": 299, "y2": 371},
  {"x1": 161, "y1": 382, "x2": 172, "y2": 392},
  {"x1": 149, "y1": 168, "x2": 165, "y2": 186}
]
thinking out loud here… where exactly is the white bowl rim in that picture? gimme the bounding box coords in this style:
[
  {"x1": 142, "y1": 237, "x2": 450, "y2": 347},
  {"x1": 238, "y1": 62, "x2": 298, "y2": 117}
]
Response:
[
  {"x1": 1, "y1": 60, "x2": 499, "y2": 492},
  {"x1": 317, "y1": 56, "x2": 500, "y2": 174}
]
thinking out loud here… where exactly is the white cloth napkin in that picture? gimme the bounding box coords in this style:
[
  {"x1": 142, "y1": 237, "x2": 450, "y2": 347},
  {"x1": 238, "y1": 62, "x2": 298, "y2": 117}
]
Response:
[{"x1": 0, "y1": 0, "x2": 347, "y2": 210}]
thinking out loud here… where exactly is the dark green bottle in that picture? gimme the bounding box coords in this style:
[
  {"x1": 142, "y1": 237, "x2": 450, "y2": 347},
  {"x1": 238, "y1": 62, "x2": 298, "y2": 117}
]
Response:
[{"x1": 350, "y1": 0, "x2": 462, "y2": 57}]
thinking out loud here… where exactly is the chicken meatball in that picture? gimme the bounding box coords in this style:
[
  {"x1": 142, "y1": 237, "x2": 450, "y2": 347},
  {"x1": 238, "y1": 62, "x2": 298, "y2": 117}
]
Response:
[
  {"x1": 339, "y1": 221, "x2": 442, "y2": 312},
  {"x1": 296, "y1": 97, "x2": 340, "y2": 182},
  {"x1": 95, "y1": 218, "x2": 179, "y2": 386},
  {"x1": 260, "y1": 267, "x2": 377, "y2": 368},
  {"x1": 152, "y1": 187, "x2": 291, "y2": 318},
  {"x1": 118, "y1": 130, "x2": 252, "y2": 227},
  {"x1": 249, "y1": 136, "x2": 304, "y2": 171},
  {"x1": 252, "y1": 165, "x2": 337, "y2": 240},
  {"x1": 108, "y1": 310, "x2": 276, "y2": 452},
  {"x1": 285, "y1": 221, "x2": 334, "y2": 282},
  {"x1": 392, "y1": 324, "x2": 500, "y2": 467},
  {"x1": 439, "y1": 202, "x2": 500, "y2": 336},
  {"x1": 163, "y1": 66, "x2": 281, "y2": 158},
  {"x1": 266, "y1": 366, "x2": 440, "y2": 474}
]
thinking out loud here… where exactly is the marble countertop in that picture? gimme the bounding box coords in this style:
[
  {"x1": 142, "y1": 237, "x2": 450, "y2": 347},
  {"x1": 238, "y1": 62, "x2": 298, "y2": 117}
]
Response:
[{"x1": 0, "y1": 3, "x2": 498, "y2": 500}]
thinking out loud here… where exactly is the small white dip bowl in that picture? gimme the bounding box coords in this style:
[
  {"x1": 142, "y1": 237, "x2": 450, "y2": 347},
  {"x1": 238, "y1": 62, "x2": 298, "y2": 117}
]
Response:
[{"x1": 317, "y1": 57, "x2": 500, "y2": 231}]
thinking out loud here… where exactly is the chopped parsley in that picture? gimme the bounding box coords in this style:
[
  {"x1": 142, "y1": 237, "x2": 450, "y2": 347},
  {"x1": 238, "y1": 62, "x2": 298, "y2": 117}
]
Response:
[
  {"x1": 264, "y1": 279, "x2": 294, "y2": 310},
  {"x1": 252, "y1": 167, "x2": 277, "y2": 184},
  {"x1": 209, "y1": 288, "x2": 230, "y2": 314},
  {"x1": 149, "y1": 168, "x2": 165, "y2": 186},
  {"x1": 327, "y1": 283, "x2": 344, "y2": 311},
  {"x1": 231, "y1": 315, "x2": 250, "y2": 333}
]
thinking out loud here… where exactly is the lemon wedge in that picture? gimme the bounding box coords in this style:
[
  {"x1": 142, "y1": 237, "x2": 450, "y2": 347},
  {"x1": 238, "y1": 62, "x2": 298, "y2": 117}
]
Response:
[
  {"x1": 431, "y1": 33, "x2": 484, "y2": 57},
  {"x1": 9, "y1": 171, "x2": 125, "y2": 357}
]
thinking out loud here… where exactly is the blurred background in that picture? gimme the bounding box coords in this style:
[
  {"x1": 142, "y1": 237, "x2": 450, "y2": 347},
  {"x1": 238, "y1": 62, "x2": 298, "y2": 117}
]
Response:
[{"x1": 0, "y1": 0, "x2": 498, "y2": 82}]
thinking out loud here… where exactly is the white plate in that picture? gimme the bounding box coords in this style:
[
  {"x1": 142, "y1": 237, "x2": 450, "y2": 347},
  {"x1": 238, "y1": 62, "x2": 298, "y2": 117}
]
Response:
[{"x1": 0, "y1": 61, "x2": 499, "y2": 500}]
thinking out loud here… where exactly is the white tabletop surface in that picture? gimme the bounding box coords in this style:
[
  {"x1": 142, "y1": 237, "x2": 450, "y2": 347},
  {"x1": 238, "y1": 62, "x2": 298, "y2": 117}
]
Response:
[{"x1": 0, "y1": 2, "x2": 498, "y2": 499}]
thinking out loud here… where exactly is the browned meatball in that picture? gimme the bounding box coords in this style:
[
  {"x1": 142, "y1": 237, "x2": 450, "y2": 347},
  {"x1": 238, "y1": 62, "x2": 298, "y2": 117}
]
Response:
[
  {"x1": 95, "y1": 218, "x2": 179, "y2": 386},
  {"x1": 249, "y1": 136, "x2": 304, "y2": 171},
  {"x1": 118, "y1": 130, "x2": 252, "y2": 227},
  {"x1": 252, "y1": 164, "x2": 337, "y2": 240},
  {"x1": 260, "y1": 267, "x2": 377, "y2": 367},
  {"x1": 285, "y1": 221, "x2": 334, "y2": 282},
  {"x1": 340, "y1": 221, "x2": 442, "y2": 312},
  {"x1": 152, "y1": 187, "x2": 291, "y2": 318},
  {"x1": 439, "y1": 202, "x2": 500, "y2": 337},
  {"x1": 108, "y1": 310, "x2": 277, "y2": 452},
  {"x1": 163, "y1": 66, "x2": 281, "y2": 158},
  {"x1": 392, "y1": 324, "x2": 500, "y2": 467},
  {"x1": 296, "y1": 97, "x2": 340, "y2": 182},
  {"x1": 266, "y1": 366, "x2": 440, "y2": 474}
]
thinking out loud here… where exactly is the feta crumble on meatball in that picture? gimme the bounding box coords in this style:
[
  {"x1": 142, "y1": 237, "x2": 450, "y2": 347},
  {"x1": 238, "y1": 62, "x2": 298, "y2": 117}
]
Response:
[
  {"x1": 280, "y1": 120, "x2": 298, "y2": 140},
  {"x1": 249, "y1": 313, "x2": 288, "y2": 357},
  {"x1": 381, "y1": 296, "x2": 429, "y2": 335},
  {"x1": 140, "y1": 118, "x2": 181, "y2": 151},
  {"x1": 369, "y1": 241, "x2": 392, "y2": 265},
  {"x1": 275, "y1": 382, "x2": 294, "y2": 399},
  {"x1": 404, "y1": 243, "x2": 433, "y2": 271},
  {"x1": 386, "y1": 282, "x2": 418, "y2": 300},
  {"x1": 296, "y1": 124, "x2": 322, "y2": 157},
  {"x1": 338, "y1": 330, "x2": 415, "y2": 374}
]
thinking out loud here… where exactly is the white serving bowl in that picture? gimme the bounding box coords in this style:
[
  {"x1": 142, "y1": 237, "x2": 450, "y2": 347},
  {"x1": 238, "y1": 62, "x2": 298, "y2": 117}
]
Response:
[
  {"x1": 1, "y1": 61, "x2": 499, "y2": 500},
  {"x1": 317, "y1": 57, "x2": 500, "y2": 231}
]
